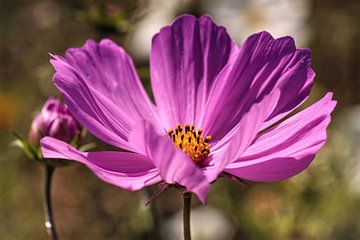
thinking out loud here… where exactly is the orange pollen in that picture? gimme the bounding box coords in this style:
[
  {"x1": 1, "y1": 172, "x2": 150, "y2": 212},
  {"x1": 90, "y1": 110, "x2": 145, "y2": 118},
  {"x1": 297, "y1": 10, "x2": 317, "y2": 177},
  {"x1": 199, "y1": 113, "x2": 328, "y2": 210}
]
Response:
[{"x1": 167, "y1": 123, "x2": 211, "y2": 163}]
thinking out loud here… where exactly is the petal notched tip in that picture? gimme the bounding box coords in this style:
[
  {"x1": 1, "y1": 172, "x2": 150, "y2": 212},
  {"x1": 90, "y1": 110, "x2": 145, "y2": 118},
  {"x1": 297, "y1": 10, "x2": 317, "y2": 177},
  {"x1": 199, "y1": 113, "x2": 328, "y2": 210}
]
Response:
[
  {"x1": 242, "y1": 31, "x2": 297, "y2": 57},
  {"x1": 151, "y1": 14, "x2": 229, "y2": 46}
]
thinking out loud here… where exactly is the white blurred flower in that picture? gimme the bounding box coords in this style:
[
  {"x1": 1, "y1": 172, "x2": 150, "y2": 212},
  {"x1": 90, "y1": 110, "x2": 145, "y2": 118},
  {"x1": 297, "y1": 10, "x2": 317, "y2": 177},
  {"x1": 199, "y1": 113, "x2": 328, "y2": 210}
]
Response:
[
  {"x1": 343, "y1": 105, "x2": 360, "y2": 194},
  {"x1": 203, "y1": 0, "x2": 311, "y2": 46},
  {"x1": 129, "y1": 0, "x2": 311, "y2": 59},
  {"x1": 128, "y1": 0, "x2": 191, "y2": 60},
  {"x1": 161, "y1": 206, "x2": 235, "y2": 240}
]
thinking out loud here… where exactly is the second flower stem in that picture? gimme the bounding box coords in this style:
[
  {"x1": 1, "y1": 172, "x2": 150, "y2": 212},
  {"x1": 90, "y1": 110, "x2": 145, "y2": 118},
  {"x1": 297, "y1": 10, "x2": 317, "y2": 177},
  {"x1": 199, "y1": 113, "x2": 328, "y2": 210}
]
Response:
[
  {"x1": 183, "y1": 192, "x2": 192, "y2": 240},
  {"x1": 43, "y1": 165, "x2": 58, "y2": 240}
]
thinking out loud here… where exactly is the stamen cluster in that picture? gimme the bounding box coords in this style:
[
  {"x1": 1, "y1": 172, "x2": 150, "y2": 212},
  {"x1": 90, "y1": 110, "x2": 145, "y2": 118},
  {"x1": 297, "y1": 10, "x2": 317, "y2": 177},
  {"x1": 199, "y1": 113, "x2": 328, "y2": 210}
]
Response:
[{"x1": 168, "y1": 124, "x2": 211, "y2": 164}]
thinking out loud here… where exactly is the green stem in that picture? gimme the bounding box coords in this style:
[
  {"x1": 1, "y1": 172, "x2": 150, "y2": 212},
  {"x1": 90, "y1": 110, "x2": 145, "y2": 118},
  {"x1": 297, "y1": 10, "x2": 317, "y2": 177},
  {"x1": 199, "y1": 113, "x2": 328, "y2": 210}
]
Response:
[
  {"x1": 183, "y1": 192, "x2": 192, "y2": 240},
  {"x1": 43, "y1": 165, "x2": 58, "y2": 240}
]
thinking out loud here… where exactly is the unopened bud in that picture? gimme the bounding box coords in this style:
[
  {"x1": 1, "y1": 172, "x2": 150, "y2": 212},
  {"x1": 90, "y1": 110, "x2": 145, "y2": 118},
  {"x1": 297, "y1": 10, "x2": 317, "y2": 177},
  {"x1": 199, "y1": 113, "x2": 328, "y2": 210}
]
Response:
[{"x1": 28, "y1": 98, "x2": 81, "y2": 145}]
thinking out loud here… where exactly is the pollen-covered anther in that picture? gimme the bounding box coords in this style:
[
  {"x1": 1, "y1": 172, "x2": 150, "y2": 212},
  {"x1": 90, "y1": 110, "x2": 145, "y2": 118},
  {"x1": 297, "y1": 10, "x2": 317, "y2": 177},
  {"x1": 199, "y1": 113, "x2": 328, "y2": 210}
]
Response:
[{"x1": 167, "y1": 124, "x2": 211, "y2": 163}]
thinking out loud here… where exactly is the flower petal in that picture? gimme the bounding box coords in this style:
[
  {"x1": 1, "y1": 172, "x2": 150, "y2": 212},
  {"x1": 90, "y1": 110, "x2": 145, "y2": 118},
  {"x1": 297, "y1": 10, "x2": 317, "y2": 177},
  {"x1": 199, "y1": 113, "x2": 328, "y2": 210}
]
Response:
[
  {"x1": 203, "y1": 90, "x2": 280, "y2": 182},
  {"x1": 129, "y1": 120, "x2": 210, "y2": 203},
  {"x1": 150, "y1": 14, "x2": 235, "y2": 129},
  {"x1": 224, "y1": 93, "x2": 336, "y2": 181},
  {"x1": 202, "y1": 31, "x2": 314, "y2": 141},
  {"x1": 40, "y1": 137, "x2": 161, "y2": 191},
  {"x1": 51, "y1": 39, "x2": 160, "y2": 150}
]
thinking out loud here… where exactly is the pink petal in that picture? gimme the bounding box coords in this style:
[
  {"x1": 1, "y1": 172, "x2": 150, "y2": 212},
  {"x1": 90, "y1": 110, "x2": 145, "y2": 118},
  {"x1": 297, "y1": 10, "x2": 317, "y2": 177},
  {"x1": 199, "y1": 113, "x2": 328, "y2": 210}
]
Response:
[
  {"x1": 224, "y1": 93, "x2": 336, "y2": 181},
  {"x1": 41, "y1": 137, "x2": 161, "y2": 191},
  {"x1": 51, "y1": 39, "x2": 160, "y2": 151},
  {"x1": 150, "y1": 14, "x2": 235, "y2": 129},
  {"x1": 129, "y1": 120, "x2": 210, "y2": 203},
  {"x1": 203, "y1": 90, "x2": 280, "y2": 182},
  {"x1": 202, "y1": 31, "x2": 314, "y2": 142}
]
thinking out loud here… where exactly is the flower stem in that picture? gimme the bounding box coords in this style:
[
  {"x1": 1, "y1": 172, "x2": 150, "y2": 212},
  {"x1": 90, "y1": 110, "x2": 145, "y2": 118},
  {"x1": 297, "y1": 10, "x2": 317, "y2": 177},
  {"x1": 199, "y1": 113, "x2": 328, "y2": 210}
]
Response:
[
  {"x1": 183, "y1": 192, "x2": 192, "y2": 240},
  {"x1": 43, "y1": 165, "x2": 58, "y2": 240}
]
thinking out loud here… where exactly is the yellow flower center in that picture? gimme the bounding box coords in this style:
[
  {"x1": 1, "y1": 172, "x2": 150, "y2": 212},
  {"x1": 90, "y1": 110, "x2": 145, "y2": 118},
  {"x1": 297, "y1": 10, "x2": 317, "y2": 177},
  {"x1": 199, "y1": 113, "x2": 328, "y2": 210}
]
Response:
[{"x1": 167, "y1": 124, "x2": 211, "y2": 164}]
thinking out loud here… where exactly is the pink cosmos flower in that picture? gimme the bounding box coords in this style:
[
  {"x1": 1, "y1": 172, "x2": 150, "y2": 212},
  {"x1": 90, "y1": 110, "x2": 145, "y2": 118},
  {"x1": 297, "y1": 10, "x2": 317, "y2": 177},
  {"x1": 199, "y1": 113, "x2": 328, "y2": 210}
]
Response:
[{"x1": 40, "y1": 15, "x2": 336, "y2": 203}]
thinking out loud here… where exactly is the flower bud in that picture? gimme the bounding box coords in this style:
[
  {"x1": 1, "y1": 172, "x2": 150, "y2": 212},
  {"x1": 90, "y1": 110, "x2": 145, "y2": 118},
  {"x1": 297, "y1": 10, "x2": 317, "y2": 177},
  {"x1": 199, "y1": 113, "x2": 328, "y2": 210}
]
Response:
[{"x1": 28, "y1": 98, "x2": 81, "y2": 145}]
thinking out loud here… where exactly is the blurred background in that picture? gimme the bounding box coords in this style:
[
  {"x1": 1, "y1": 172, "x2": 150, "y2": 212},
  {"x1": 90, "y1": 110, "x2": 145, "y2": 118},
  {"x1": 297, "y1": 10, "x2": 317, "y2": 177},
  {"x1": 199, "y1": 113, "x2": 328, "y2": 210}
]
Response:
[{"x1": 1, "y1": 0, "x2": 360, "y2": 239}]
